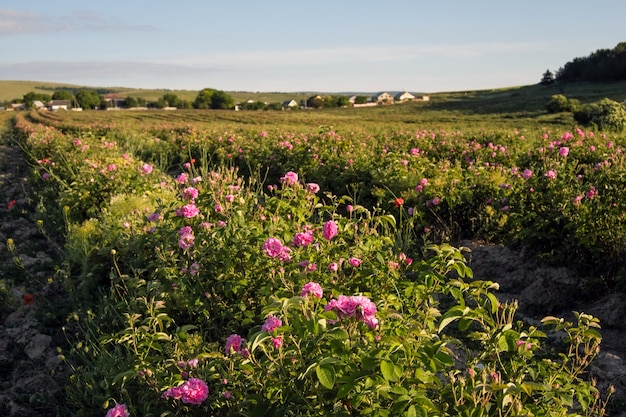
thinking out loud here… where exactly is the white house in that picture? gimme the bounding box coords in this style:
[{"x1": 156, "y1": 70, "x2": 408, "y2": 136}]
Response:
[
  {"x1": 372, "y1": 92, "x2": 394, "y2": 104},
  {"x1": 48, "y1": 100, "x2": 70, "y2": 111},
  {"x1": 282, "y1": 100, "x2": 298, "y2": 108},
  {"x1": 395, "y1": 92, "x2": 415, "y2": 102}
]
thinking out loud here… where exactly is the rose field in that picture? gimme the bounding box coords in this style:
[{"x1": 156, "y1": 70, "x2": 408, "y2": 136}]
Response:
[{"x1": 1, "y1": 103, "x2": 626, "y2": 416}]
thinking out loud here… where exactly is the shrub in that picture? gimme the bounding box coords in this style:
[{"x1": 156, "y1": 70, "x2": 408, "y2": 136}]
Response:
[
  {"x1": 574, "y1": 98, "x2": 626, "y2": 131},
  {"x1": 546, "y1": 94, "x2": 581, "y2": 113}
]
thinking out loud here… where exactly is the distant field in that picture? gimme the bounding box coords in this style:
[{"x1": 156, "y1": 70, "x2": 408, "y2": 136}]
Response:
[{"x1": 2, "y1": 79, "x2": 626, "y2": 118}]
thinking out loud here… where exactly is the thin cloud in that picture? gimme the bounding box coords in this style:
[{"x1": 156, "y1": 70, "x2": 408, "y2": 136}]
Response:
[
  {"x1": 0, "y1": 8, "x2": 158, "y2": 35},
  {"x1": 171, "y1": 41, "x2": 553, "y2": 69},
  {"x1": 0, "y1": 60, "x2": 214, "y2": 81}
]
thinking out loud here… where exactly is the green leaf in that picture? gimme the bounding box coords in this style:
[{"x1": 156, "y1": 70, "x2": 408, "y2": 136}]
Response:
[
  {"x1": 336, "y1": 380, "x2": 355, "y2": 399},
  {"x1": 381, "y1": 360, "x2": 399, "y2": 382},
  {"x1": 438, "y1": 306, "x2": 464, "y2": 333},
  {"x1": 316, "y1": 364, "x2": 335, "y2": 389}
]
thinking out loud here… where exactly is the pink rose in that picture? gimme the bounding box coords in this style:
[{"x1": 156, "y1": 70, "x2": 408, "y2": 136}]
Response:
[{"x1": 322, "y1": 220, "x2": 338, "y2": 240}]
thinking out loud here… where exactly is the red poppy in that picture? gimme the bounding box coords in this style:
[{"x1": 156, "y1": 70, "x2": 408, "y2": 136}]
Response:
[
  {"x1": 394, "y1": 198, "x2": 404, "y2": 208},
  {"x1": 7, "y1": 200, "x2": 16, "y2": 210}
]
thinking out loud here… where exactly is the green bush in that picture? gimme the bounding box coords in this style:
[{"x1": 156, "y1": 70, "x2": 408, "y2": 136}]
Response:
[{"x1": 574, "y1": 98, "x2": 626, "y2": 131}]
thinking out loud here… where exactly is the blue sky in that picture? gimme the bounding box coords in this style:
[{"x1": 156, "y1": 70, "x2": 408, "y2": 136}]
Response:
[{"x1": 1, "y1": 1, "x2": 624, "y2": 93}]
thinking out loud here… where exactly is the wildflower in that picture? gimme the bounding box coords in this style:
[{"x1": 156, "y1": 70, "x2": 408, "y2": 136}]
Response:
[
  {"x1": 7, "y1": 200, "x2": 16, "y2": 210},
  {"x1": 105, "y1": 403, "x2": 129, "y2": 417},
  {"x1": 346, "y1": 204, "x2": 354, "y2": 213},
  {"x1": 292, "y1": 231, "x2": 314, "y2": 247},
  {"x1": 545, "y1": 170, "x2": 557, "y2": 180},
  {"x1": 522, "y1": 169, "x2": 533, "y2": 179},
  {"x1": 141, "y1": 163, "x2": 153, "y2": 174},
  {"x1": 280, "y1": 171, "x2": 299, "y2": 186},
  {"x1": 322, "y1": 220, "x2": 338, "y2": 240},
  {"x1": 329, "y1": 262, "x2": 340, "y2": 272},
  {"x1": 225, "y1": 194, "x2": 235, "y2": 203},
  {"x1": 42, "y1": 172, "x2": 50, "y2": 180},
  {"x1": 107, "y1": 164, "x2": 117, "y2": 172},
  {"x1": 573, "y1": 195, "x2": 583, "y2": 206},
  {"x1": 300, "y1": 281, "x2": 323, "y2": 298},
  {"x1": 224, "y1": 391, "x2": 232, "y2": 399},
  {"x1": 225, "y1": 334, "x2": 244, "y2": 355},
  {"x1": 394, "y1": 197, "x2": 404, "y2": 207},
  {"x1": 261, "y1": 315, "x2": 282, "y2": 333},
  {"x1": 559, "y1": 147, "x2": 569, "y2": 157}
]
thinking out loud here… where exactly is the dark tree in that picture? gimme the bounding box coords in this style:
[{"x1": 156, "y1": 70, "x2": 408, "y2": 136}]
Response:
[
  {"x1": 75, "y1": 90, "x2": 102, "y2": 109},
  {"x1": 162, "y1": 93, "x2": 180, "y2": 108},
  {"x1": 540, "y1": 69, "x2": 555, "y2": 85},
  {"x1": 52, "y1": 90, "x2": 74, "y2": 101}
]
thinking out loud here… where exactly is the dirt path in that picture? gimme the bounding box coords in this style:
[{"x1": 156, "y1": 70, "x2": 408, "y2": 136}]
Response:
[{"x1": 0, "y1": 117, "x2": 67, "y2": 417}]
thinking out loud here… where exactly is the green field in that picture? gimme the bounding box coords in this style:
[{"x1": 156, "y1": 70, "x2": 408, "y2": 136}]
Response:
[{"x1": 3, "y1": 79, "x2": 626, "y2": 114}]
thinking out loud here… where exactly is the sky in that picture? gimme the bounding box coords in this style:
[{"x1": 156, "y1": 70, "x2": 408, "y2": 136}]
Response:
[{"x1": 1, "y1": 1, "x2": 624, "y2": 93}]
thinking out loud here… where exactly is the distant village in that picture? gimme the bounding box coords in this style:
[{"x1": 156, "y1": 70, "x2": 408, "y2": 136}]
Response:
[{"x1": 2, "y1": 90, "x2": 429, "y2": 112}]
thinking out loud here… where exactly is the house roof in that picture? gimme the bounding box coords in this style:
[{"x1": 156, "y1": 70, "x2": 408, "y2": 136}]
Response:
[{"x1": 49, "y1": 100, "x2": 71, "y2": 106}]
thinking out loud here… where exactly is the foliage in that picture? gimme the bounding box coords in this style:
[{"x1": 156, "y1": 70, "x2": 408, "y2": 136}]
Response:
[
  {"x1": 52, "y1": 90, "x2": 75, "y2": 101},
  {"x1": 540, "y1": 69, "x2": 555, "y2": 85},
  {"x1": 193, "y1": 88, "x2": 235, "y2": 110},
  {"x1": 574, "y1": 98, "x2": 626, "y2": 131},
  {"x1": 22, "y1": 91, "x2": 52, "y2": 108},
  {"x1": 556, "y1": 42, "x2": 626, "y2": 83},
  {"x1": 546, "y1": 94, "x2": 581, "y2": 113},
  {"x1": 75, "y1": 90, "x2": 103, "y2": 110}
]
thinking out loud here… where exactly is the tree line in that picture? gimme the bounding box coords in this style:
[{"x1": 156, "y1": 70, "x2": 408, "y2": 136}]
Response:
[
  {"x1": 541, "y1": 42, "x2": 626, "y2": 85},
  {"x1": 3, "y1": 88, "x2": 238, "y2": 110}
]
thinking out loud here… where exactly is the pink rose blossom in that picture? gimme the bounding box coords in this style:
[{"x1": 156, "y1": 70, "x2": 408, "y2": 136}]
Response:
[
  {"x1": 271, "y1": 336, "x2": 284, "y2": 348},
  {"x1": 162, "y1": 378, "x2": 209, "y2": 405},
  {"x1": 262, "y1": 315, "x2": 282, "y2": 333},
  {"x1": 323, "y1": 220, "x2": 338, "y2": 240},
  {"x1": 105, "y1": 403, "x2": 129, "y2": 417},
  {"x1": 545, "y1": 170, "x2": 557, "y2": 180},
  {"x1": 141, "y1": 163, "x2": 153, "y2": 174},
  {"x1": 263, "y1": 238, "x2": 284, "y2": 258},
  {"x1": 178, "y1": 203, "x2": 200, "y2": 218},
  {"x1": 559, "y1": 147, "x2": 569, "y2": 157},
  {"x1": 349, "y1": 257, "x2": 361, "y2": 267},
  {"x1": 225, "y1": 334, "x2": 244, "y2": 355},
  {"x1": 306, "y1": 183, "x2": 320, "y2": 193},
  {"x1": 300, "y1": 282, "x2": 323, "y2": 298},
  {"x1": 176, "y1": 173, "x2": 188, "y2": 184},
  {"x1": 280, "y1": 171, "x2": 299, "y2": 186},
  {"x1": 182, "y1": 187, "x2": 199, "y2": 201},
  {"x1": 178, "y1": 233, "x2": 195, "y2": 250},
  {"x1": 292, "y1": 231, "x2": 314, "y2": 247}
]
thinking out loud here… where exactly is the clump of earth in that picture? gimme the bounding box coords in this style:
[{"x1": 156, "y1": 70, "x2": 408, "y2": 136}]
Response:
[{"x1": 1, "y1": 138, "x2": 625, "y2": 416}]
